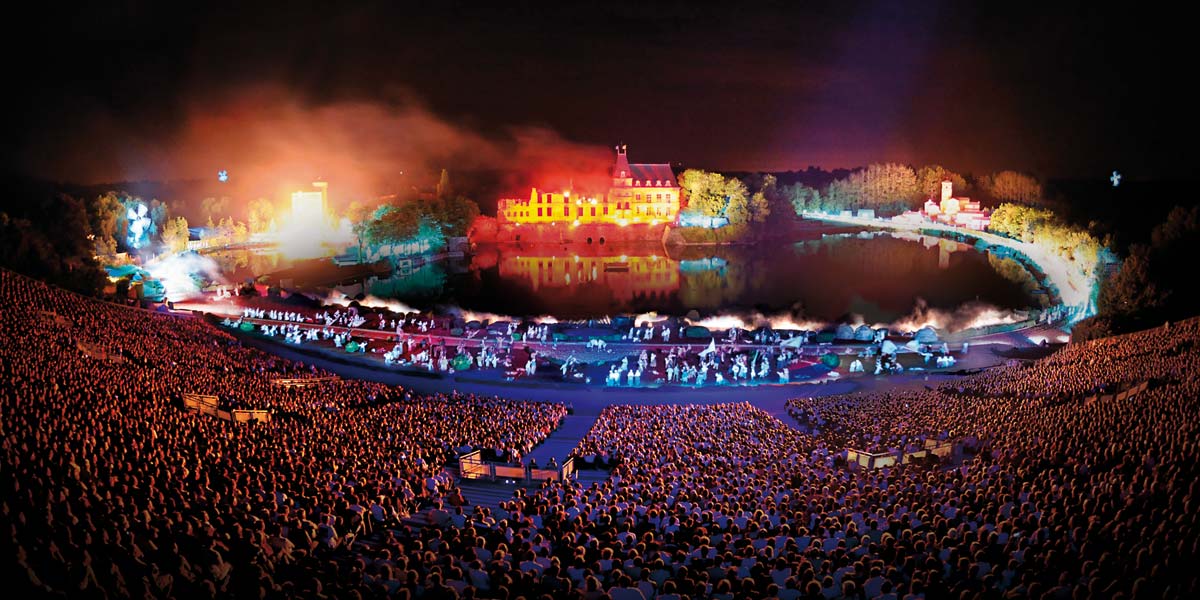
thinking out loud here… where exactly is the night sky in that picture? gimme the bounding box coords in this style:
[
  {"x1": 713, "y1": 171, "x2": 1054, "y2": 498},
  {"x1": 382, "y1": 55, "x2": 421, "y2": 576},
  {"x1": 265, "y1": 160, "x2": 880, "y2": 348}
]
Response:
[{"x1": 4, "y1": 0, "x2": 1191, "y2": 195}]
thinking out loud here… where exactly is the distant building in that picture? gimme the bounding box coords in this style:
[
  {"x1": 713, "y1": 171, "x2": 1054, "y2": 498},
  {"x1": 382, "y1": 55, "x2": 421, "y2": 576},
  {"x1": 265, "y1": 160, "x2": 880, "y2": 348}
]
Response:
[
  {"x1": 290, "y1": 181, "x2": 330, "y2": 231},
  {"x1": 900, "y1": 179, "x2": 991, "y2": 231},
  {"x1": 498, "y1": 146, "x2": 681, "y2": 226}
]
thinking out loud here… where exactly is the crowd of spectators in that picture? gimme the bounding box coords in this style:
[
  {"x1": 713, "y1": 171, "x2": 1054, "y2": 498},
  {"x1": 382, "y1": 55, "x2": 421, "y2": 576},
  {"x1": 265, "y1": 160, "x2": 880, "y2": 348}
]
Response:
[
  {"x1": 1, "y1": 269, "x2": 566, "y2": 599},
  {"x1": 3, "y1": 267, "x2": 1199, "y2": 599}
]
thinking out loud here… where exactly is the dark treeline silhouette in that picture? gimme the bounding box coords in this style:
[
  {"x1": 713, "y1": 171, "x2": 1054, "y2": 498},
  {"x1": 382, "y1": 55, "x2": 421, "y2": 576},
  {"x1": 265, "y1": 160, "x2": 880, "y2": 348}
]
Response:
[{"x1": 0, "y1": 176, "x2": 106, "y2": 296}]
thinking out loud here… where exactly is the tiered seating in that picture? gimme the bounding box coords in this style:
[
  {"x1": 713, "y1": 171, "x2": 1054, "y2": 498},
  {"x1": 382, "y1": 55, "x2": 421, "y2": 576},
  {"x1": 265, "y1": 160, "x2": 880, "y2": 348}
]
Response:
[{"x1": 2, "y1": 268, "x2": 1198, "y2": 599}]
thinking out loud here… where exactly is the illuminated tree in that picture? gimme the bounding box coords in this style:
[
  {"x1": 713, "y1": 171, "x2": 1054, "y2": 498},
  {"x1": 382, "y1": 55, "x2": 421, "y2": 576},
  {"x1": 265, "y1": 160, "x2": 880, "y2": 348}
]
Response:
[
  {"x1": 822, "y1": 178, "x2": 859, "y2": 213},
  {"x1": 436, "y1": 195, "x2": 480, "y2": 237},
  {"x1": 756, "y1": 174, "x2": 791, "y2": 219},
  {"x1": 785, "y1": 184, "x2": 821, "y2": 215},
  {"x1": 91, "y1": 193, "x2": 123, "y2": 255},
  {"x1": 679, "y1": 169, "x2": 730, "y2": 218},
  {"x1": 346, "y1": 200, "x2": 376, "y2": 262},
  {"x1": 989, "y1": 203, "x2": 1054, "y2": 242},
  {"x1": 747, "y1": 190, "x2": 771, "y2": 224},
  {"x1": 915, "y1": 165, "x2": 968, "y2": 199},
  {"x1": 678, "y1": 169, "x2": 764, "y2": 225},
  {"x1": 721, "y1": 177, "x2": 751, "y2": 224},
  {"x1": 148, "y1": 199, "x2": 167, "y2": 238},
  {"x1": 160, "y1": 216, "x2": 190, "y2": 254},
  {"x1": 247, "y1": 198, "x2": 275, "y2": 234},
  {"x1": 851, "y1": 163, "x2": 919, "y2": 210},
  {"x1": 200, "y1": 197, "x2": 233, "y2": 222},
  {"x1": 983, "y1": 171, "x2": 1042, "y2": 204}
]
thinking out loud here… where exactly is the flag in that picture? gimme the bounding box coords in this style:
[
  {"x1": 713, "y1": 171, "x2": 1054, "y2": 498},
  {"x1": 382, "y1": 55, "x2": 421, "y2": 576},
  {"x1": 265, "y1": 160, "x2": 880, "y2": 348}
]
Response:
[{"x1": 700, "y1": 338, "x2": 717, "y2": 357}]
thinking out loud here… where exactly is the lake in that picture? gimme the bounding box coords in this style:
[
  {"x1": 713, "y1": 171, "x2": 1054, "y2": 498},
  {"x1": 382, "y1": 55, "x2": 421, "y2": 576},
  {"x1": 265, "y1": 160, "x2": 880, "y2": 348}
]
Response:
[{"x1": 333, "y1": 230, "x2": 1044, "y2": 324}]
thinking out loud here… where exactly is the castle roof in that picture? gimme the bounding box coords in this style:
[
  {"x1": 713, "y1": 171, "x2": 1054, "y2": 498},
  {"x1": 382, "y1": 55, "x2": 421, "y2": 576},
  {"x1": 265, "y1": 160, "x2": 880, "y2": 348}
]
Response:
[
  {"x1": 627, "y1": 163, "x2": 676, "y2": 187},
  {"x1": 612, "y1": 145, "x2": 676, "y2": 187}
]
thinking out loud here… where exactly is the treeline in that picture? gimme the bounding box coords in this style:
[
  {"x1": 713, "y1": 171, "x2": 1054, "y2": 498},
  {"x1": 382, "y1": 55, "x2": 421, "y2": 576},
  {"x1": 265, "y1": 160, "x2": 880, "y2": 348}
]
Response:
[
  {"x1": 686, "y1": 164, "x2": 1046, "y2": 222},
  {"x1": 1, "y1": 180, "x2": 107, "y2": 295},
  {"x1": 989, "y1": 203, "x2": 1105, "y2": 285},
  {"x1": 785, "y1": 165, "x2": 1043, "y2": 216},
  {"x1": 355, "y1": 178, "x2": 480, "y2": 259},
  {"x1": 1075, "y1": 205, "x2": 1200, "y2": 340},
  {"x1": 677, "y1": 170, "x2": 773, "y2": 226}
]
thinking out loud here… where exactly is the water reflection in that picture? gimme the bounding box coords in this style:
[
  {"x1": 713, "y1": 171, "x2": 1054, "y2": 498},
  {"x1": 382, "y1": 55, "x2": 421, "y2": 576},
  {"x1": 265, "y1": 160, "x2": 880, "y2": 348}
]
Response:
[
  {"x1": 455, "y1": 234, "x2": 1036, "y2": 321},
  {"x1": 217, "y1": 230, "x2": 1040, "y2": 323},
  {"x1": 498, "y1": 252, "x2": 678, "y2": 303}
]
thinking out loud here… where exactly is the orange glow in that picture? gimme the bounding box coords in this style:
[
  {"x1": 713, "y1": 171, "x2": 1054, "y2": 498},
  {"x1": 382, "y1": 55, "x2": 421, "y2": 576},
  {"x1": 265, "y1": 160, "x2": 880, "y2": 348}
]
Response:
[
  {"x1": 498, "y1": 252, "x2": 679, "y2": 300},
  {"x1": 274, "y1": 182, "x2": 354, "y2": 259}
]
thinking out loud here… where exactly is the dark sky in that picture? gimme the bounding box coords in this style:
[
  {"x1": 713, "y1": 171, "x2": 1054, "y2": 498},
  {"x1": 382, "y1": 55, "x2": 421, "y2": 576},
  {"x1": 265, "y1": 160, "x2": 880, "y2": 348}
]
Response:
[{"x1": 4, "y1": 0, "x2": 1192, "y2": 191}]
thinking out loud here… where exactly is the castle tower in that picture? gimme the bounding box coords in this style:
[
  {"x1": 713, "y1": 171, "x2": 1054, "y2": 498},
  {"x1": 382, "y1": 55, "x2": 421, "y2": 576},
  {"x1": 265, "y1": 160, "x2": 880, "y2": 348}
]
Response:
[
  {"x1": 940, "y1": 179, "x2": 953, "y2": 203},
  {"x1": 612, "y1": 144, "x2": 631, "y2": 185}
]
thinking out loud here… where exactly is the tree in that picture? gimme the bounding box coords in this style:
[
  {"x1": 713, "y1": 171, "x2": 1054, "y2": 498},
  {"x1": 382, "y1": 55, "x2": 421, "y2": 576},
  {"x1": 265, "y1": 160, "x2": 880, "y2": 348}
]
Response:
[
  {"x1": 0, "y1": 185, "x2": 106, "y2": 296},
  {"x1": 468, "y1": 215, "x2": 499, "y2": 242},
  {"x1": 822, "y1": 178, "x2": 859, "y2": 213},
  {"x1": 678, "y1": 169, "x2": 759, "y2": 224},
  {"x1": 247, "y1": 198, "x2": 275, "y2": 234},
  {"x1": 915, "y1": 165, "x2": 968, "y2": 200},
  {"x1": 200, "y1": 197, "x2": 233, "y2": 223},
  {"x1": 148, "y1": 199, "x2": 167, "y2": 239},
  {"x1": 852, "y1": 163, "x2": 919, "y2": 210},
  {"x1": 756, "y1": 174, "x2": 791, "y2": 220},
  {"x1": 721, "y1": 177, "x2": 751, "y2": 224},
  {"x1": 437, "y1": 195, "x2": 480, "y2": 237},
  {"x1": 160, "y1": 216, "x2": 190, "y2": 253},
  {"x1": 91, "y1": 193, "x2": 123, "y2": 255},
  {"x1": 1098, "y1": 243, "x2": 1163, "y2": 317},
  {"x1": 679, "y1": 169, "x2": 730, "y2": 218},
  {"x1": 346, "y1": 200, "x2": 376, "y2": 262},
  {"x1": 988, "y1": 203, "x2": 1054, "y2": 242},
  {"x1": 984, "y1": 171, "x2": 1042, "y2": 205},
  {"x1": 747, "y1": 190, "x2": 771, "y2": 224}
]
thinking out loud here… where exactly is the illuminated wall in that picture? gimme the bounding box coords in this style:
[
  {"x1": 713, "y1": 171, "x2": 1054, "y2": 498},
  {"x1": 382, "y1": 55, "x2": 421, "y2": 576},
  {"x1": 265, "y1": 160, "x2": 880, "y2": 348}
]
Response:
[
  {"x1": 499, "y1": 188, "x2": 616, "y2": 225},
  {"x1": 291, "y1": 190, "x2": 326, "y2": 229},
  {"x1": 498, "y1": 253, "x2": 679, "y2": 302},
  {"x1": 498, "y1": 146, "x2": 680, "y2": 226}
]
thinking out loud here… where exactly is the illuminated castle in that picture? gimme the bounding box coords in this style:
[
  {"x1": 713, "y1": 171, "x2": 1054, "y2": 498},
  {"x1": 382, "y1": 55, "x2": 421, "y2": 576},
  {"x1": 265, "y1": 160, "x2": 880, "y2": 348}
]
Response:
[
  {"x1": 498, "y1": 145, "x2": 680, "y2": 226},
  {"x1": 920, "y1": 180, "x2": 990, "y2": 230}
]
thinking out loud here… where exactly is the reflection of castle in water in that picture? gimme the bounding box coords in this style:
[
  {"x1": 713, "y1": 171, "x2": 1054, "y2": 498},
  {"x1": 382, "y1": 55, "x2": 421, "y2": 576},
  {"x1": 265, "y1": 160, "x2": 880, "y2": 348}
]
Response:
[{"x1": 499, "y1": 253, "x2": 679, "y2": 302}]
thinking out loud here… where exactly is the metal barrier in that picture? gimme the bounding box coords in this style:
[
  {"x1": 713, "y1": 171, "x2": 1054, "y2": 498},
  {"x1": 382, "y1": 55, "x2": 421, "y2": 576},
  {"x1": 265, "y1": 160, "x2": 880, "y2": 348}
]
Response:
[
  {"x1": 182, "y1": 394, "x2": 271, "y2": 423},
  {"x1": 459, "y1": 451, "x2": 576, "y2": 483},
  {"x1": 271, "y1": 376, "x2": 340, "y2": 388},
  {"x1": 233, "y1": 410, "x2": 271, "y2": 423},
  {"x1": 847, "y1": 439, "x2": 957, "y2": 470}
]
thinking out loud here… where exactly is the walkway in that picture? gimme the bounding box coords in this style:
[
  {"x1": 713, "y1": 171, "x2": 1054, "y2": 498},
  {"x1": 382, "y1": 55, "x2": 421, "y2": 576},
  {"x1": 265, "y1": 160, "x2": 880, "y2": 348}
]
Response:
[{"x1": 525, "y1": 411, "x2": 602, "y2": 465}]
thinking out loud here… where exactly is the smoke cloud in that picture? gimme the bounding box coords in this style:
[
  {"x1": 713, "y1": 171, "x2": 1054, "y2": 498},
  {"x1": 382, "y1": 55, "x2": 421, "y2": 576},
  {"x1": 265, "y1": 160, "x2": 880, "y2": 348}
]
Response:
[{"x1": 30, "y1": 85, "x2": 612, "y2": 211}]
